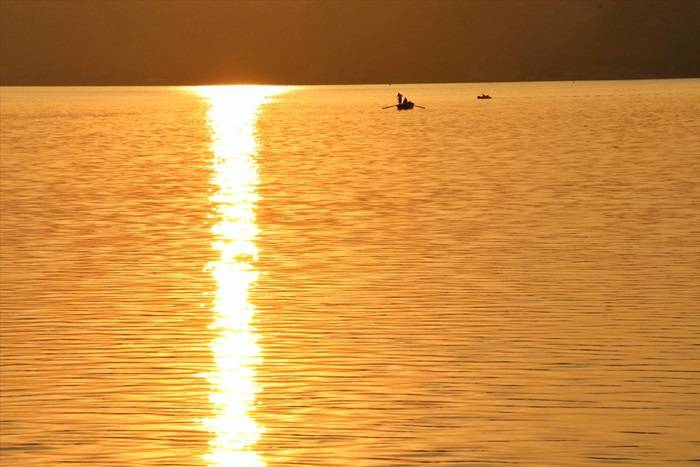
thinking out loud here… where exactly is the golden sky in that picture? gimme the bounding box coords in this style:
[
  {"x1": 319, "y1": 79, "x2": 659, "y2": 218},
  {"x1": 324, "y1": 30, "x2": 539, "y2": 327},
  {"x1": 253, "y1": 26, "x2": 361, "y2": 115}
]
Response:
[{"x1": 1, "y1": 0, "x2": 698, "y2": 85}]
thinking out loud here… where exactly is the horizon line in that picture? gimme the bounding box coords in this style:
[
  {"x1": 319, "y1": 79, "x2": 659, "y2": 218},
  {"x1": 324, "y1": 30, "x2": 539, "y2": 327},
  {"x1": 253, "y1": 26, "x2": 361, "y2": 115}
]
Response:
[{"x1": 2, "y1": 76, "x2": 699, "y2": 88}]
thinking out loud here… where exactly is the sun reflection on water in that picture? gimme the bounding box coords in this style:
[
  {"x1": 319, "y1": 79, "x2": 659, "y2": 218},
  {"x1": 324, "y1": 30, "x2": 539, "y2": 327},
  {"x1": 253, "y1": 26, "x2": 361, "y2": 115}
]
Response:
[{"x1": 196, "y1": 85, "x2": 286, "y2": 467}]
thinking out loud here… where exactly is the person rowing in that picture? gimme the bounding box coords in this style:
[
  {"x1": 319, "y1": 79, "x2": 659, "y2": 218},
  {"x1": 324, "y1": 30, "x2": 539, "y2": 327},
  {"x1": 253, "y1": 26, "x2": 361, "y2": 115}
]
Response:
[{"x1": 382, "y1": 95, "x2": 424, "y2": 110}]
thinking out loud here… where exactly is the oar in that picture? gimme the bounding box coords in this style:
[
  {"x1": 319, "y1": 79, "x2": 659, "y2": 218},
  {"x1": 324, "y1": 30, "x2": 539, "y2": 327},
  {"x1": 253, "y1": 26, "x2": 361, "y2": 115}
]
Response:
[
  {"x1": 382, "y1": 104, "x2": 397, "y2": 109},
  {"x1": 414, "y1": 105, "x2": 426, "y2": 109}
]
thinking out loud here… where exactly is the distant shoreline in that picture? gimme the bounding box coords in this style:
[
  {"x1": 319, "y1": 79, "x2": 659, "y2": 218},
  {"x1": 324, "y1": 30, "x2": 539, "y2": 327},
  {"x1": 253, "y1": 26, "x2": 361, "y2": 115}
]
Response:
[{"x1": 2, "y1": 76, "x2": 699, "y2": 88}]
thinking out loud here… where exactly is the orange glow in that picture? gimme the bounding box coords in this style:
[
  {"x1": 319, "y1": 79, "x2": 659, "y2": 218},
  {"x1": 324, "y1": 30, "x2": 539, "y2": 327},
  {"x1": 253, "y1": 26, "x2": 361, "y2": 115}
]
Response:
[{"x1": 195, "y1": 85, "x2": 286, "y2": 467}]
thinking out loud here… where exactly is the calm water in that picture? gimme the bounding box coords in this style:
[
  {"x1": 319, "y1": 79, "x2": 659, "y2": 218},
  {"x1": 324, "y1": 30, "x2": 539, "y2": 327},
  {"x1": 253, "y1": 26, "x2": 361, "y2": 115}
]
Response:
[{"x1": 1, "y1": 80, "x2": 699, "y2": 466}]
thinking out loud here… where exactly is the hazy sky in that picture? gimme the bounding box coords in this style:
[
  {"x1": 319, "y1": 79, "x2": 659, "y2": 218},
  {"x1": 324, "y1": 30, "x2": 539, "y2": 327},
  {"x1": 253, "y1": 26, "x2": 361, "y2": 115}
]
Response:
[{"x1": 1, "y1": 0, "x2": 698, "y2": 85}]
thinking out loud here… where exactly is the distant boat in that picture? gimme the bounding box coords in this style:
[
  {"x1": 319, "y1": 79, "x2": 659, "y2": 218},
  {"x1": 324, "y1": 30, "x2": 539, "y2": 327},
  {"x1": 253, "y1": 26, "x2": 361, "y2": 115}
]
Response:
[{"x1": 477, "y1": 94, "x2": 492, "y2": 99}]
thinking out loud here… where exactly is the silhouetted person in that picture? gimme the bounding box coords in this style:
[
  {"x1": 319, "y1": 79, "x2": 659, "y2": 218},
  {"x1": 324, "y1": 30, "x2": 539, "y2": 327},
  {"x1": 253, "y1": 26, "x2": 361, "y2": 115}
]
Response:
[
  {"x1": 397, "y1": 92, "x2": 403, "y2": 104},
  {"x1": 402, "y1": 96, "x2": 408, "y2": 104}
]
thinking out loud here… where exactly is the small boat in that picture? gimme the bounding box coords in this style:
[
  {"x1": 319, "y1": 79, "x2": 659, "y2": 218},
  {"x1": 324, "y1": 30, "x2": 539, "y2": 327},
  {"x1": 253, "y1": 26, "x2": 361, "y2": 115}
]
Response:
[
  {"x1": 477, "y1": 94, "x2": 492, "y2": 99},
  {"x1": 382, "y1": 100, "x2": 424, "y2": 111}
]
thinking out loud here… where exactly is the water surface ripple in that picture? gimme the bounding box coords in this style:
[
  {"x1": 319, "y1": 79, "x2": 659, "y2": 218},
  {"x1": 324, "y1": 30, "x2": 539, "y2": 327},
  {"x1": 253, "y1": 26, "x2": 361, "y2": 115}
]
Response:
[{"x1": 1, "y1": 81, "x2": 699, "y2": 466}]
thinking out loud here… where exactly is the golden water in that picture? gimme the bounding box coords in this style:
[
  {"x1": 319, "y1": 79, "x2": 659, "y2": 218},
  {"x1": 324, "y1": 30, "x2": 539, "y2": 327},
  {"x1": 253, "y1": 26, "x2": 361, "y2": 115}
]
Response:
[{"x1": 1, "y1": 81, "x2": 699, "y2": 466}]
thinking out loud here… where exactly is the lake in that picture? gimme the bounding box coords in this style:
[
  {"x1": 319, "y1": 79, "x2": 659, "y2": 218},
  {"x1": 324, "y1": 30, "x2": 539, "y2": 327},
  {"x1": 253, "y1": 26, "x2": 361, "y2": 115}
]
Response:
[{"x1": 1, "y1": 80, "x2": 699, "y2": 466}]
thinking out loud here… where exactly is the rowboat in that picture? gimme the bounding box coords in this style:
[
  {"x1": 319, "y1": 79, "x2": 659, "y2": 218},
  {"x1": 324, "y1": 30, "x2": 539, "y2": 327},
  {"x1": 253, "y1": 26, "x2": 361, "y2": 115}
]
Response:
[{"x1": 382, "y1": 100, "x2": 424, "y2": 110}]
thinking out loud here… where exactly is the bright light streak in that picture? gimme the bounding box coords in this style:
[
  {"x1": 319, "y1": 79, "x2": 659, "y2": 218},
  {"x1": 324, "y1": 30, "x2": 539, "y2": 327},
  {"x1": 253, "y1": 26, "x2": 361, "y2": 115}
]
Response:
[{"x1": 195, "y1": 85, "x2": 287, "y2": 467}]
